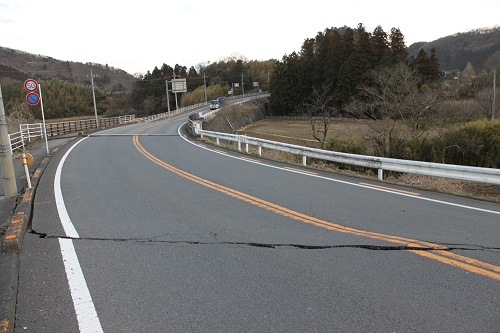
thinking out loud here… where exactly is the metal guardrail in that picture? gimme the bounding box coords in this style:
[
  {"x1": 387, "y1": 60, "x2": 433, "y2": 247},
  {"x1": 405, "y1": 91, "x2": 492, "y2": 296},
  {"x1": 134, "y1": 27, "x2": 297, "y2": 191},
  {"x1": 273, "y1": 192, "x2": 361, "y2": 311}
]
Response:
[
  {"x1": 9, "y1": 123, "x2": 44, "y2": 153},
  {"x1": 138, "y1": 92, "x2": 267, "y2": 123},
  {"x1": 194, "y1": 128, "x2": 500, "y2": 185},
  {"x1": 44, "y1": 115, "x2": 136, "y2": 137},
  {"x1": 9, "y1": 115, "x2": 135, "y2": 154},
  {"x1": 8, "y1": 92, "x2": 268, "y2": 154}
]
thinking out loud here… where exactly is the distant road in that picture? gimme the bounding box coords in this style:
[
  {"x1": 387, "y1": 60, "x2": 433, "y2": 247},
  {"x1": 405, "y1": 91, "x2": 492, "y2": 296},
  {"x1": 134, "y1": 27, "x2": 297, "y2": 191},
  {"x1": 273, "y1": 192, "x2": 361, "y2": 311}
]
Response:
[{"x1": 14, "y1": 100, "x2": 500, "y2": 332}]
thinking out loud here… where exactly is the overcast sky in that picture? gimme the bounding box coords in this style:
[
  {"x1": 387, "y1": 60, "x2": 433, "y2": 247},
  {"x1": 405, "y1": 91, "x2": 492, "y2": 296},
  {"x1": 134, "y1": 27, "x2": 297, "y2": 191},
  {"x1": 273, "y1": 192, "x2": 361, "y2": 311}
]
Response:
[{"x1": 1, "y1": 0, "x2": 499, "y2": 75}]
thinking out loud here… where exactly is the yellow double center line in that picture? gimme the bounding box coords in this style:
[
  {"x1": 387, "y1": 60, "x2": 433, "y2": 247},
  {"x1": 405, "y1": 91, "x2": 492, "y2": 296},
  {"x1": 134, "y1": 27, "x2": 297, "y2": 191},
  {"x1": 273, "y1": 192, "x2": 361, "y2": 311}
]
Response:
[{"x1": 133, "y1": 135, "x2": 500, "y2": 281}]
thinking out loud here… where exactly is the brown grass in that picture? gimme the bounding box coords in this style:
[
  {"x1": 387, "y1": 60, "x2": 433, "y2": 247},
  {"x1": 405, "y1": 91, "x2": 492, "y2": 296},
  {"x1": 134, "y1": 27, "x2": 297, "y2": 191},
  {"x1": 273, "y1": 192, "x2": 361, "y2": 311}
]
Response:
[{"x1": 230, "y1": 118, "x2": 500, "y2": 203}]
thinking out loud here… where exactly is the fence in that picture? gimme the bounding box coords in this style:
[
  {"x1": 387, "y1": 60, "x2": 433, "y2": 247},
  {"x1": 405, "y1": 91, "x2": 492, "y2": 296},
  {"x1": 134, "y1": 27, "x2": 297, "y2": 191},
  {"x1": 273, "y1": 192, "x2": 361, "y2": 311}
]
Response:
[
  {"x1": 8, "y1": 92, "x2": 268, "y2": 155},
  {"x1": 192, "y1": 127, "x2": 500, "y2": 185},
  {"x1": 9, "y1": 123, "x2": 44, "y2": 152},
  {"x1": 44, "y1": 115, "x2": 136, "y2": 137},
  {"x1": 8, "y1": 115, "x2": 135, "y2": 154}
]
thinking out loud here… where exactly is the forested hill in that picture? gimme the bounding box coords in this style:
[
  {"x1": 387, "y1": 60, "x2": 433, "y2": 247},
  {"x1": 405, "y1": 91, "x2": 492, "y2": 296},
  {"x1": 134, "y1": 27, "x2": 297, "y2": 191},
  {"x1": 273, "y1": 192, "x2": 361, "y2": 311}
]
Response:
[
  {"x1": 408, "y1": 26, "x2": 500, "y2": 72},
  {"x1": 0, "y1": 46, "x2": 137, "y2": 92}
]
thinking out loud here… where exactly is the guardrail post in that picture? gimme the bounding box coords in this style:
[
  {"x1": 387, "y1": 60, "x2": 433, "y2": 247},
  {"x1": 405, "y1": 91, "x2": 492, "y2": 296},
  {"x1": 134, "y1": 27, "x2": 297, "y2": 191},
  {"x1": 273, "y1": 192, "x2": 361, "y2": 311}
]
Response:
[
  {"x1": 245, "y1": 143, "x2": 249, "y2": 153},
  {"x1": 216, "y1": 138, "x2": 220, "y2": 146},
  {"x1": 258, "y1": 146, "x2": 262, "y2": 157},
  {"x1": 303, "y1": 155, "x2": 307, "y2": 166},
  {"x1": 237, "y1": 136, "x2": 241, "y2": 152},
  {"x1": 378, "y1": 168, "x2": 383, "y2": 180}
]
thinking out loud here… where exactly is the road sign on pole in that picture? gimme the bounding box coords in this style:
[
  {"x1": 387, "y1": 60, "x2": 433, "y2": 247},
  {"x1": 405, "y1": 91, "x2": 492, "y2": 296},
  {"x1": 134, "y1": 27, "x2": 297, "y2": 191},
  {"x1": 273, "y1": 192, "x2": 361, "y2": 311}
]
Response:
[
  {"x1": 171, "y1": 78, "x2": 187, "y2": 92},
  {"x1": 26, "y1": 92, "x2": 40, "y2": 105},
  {"x1": 24, "y1": 79, "x2": 39, "y2": 92}
]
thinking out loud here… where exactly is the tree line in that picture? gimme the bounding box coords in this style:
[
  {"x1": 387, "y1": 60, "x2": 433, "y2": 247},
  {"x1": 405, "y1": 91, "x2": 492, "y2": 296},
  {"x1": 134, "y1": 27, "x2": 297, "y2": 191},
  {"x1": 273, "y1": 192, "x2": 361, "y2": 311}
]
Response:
[
  {"x1": 268, "y1": 23, "x2": 499, "y2": 168},
  {"x1": 129, "y1": 57, "x2": 274, "y2": 116},
  {"x1": 0, "y1": 56, "x2": 275, "y2": 125},
  {"x1": 269, "y1": 23, "x2": 440, "y2": 116}
]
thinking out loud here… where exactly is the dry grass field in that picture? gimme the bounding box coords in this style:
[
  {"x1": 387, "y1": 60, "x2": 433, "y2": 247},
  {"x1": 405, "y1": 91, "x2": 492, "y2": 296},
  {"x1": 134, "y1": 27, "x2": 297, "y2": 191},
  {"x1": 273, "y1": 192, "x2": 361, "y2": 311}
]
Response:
[{"x1": 232, "y1": 118, "x2": 500, "y2": 203}]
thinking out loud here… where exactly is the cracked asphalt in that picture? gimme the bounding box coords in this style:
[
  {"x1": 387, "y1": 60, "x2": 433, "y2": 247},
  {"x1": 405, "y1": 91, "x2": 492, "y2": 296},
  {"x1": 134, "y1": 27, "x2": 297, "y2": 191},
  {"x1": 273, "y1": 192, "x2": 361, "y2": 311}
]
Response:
[{"x1": 7, "y1": 114, "x2": 500, "y2": 332}]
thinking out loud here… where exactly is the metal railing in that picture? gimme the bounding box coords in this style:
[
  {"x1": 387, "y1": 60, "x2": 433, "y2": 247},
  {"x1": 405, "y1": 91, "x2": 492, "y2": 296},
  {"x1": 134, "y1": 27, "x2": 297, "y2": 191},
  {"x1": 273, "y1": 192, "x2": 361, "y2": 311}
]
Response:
[
  {"x1": 8, "y1": 92, "x2": 268, "y2": 155},
  {"x1": 44, "y1": 115, "x2": 136, "y2": 137},
  {"x1": 9, "y1": 123, "x2": 44, "y2": 153},
  {"x1": 8, "y1": 115, "x2": 136, "y2": 154},
  {"x1": 194, "y1": 128, "x2": 500, "y2": 185}
]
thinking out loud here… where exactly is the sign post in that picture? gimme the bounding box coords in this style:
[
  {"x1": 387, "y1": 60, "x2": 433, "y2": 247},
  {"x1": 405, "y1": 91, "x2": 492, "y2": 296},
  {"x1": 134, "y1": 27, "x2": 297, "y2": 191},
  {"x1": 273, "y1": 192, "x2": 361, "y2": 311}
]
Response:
[
  {"x1": 171, "y1": 78, "x2": 187, "y2": 111},
  {"x1": 24, "y1": 79, "x2": 49, "y2": 154},
  {"x1": 19, "y1": 153, "x2": 34, "y2": 188}
]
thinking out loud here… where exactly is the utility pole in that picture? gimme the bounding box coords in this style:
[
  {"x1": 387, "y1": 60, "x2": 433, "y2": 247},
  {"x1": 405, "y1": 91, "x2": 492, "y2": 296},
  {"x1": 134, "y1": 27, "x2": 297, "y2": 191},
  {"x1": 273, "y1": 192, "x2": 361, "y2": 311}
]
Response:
[
  {"x1": 90, "y1": 67, "x2": 98, "y2": 127},
  {"x1": 241, "y1": 73, "x2": 245, "y2": 97},
  {"x1": 0, "y1": 84, "x2": 18, "y2": 198},
  {"x1": 493, "y1": 69, "x2": 496, "y2": 120},
  {"x1": 203, "y1": 73, "x2": 207, "y2": 104}
]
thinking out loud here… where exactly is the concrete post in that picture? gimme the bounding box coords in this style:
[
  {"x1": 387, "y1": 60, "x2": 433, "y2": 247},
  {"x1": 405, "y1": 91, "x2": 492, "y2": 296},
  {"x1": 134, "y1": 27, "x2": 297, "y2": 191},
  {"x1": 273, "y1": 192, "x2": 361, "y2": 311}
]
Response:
[{"x1": 0, "y1": 85, "x2": 18, "y2": 198}]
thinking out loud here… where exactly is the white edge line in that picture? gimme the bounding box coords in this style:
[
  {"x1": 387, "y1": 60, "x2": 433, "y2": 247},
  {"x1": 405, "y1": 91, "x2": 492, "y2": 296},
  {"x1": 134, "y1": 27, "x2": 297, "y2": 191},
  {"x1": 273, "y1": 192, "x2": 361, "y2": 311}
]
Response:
[
  {"x1": 55, "y1": 136, "x2": 104, "y2": 333},
  {"x1": 179, "y1": 125, "x2": 500, "y2": 216}
]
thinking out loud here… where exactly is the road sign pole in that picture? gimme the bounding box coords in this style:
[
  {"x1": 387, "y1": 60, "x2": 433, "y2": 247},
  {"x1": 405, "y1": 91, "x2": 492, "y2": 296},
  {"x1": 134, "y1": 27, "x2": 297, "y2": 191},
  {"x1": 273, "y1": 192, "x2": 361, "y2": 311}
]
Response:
[
  {"x1": 38, "y1": 84, "x2": 49, "y2": 154},
  {"x1": 0, "y1": 84, "x2": 18, "y2": 198},
  {"x1": 22, "y1": 153, "x2": 32, "y2": 189},
  {"x1": 165, "y1": 80, "x2": 171, "y2": 115}
]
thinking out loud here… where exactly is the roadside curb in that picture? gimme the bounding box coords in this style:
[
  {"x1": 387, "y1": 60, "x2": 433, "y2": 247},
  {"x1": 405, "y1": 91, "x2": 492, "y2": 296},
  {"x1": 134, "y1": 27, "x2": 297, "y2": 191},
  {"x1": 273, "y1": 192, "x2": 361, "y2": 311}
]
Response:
[{"x1": 0, "y1": 139, "x2": 72, "y2": 333}]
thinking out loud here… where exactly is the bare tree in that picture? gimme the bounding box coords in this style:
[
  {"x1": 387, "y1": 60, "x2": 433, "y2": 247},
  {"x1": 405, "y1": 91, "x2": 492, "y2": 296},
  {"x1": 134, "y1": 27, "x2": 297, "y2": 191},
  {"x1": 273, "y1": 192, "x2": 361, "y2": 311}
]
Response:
[
  {"x1": 346, "y1": 62, "x2": 440, "y2": 156},
  {"x1": 475, "y1": 88, "x2": 498, "y2": 119},
  {"x1": 297, "y1": 85, "x2": 338, "y2": 149}
]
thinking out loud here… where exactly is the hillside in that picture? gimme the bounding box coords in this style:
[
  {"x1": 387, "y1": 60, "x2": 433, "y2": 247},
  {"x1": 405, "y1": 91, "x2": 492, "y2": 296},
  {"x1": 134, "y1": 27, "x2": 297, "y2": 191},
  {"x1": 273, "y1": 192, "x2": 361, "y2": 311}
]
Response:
[
  {"x1": 409, "y1": 26, "x2": 500, "y2": 72},
  {"x1": 0, "y1": 46, "x2": 137, "y2": 92}
]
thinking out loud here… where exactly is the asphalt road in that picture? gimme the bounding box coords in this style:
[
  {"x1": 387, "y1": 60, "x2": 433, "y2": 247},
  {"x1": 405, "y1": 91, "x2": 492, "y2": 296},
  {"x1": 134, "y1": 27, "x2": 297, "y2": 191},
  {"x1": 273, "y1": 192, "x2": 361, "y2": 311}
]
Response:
[{"x1": 12, "y1": 106, "x2": 500, "y2": 332}]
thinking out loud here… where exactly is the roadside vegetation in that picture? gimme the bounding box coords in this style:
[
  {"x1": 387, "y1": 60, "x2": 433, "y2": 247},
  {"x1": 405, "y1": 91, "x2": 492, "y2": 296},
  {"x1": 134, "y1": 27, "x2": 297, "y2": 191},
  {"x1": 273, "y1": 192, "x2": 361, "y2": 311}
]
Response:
[
  {"x1": 268, "y1": 23, "x2": 499, "y2": 170},
  {"x1": 1, "y1": 22, "x2": 498, "y2": 200}
]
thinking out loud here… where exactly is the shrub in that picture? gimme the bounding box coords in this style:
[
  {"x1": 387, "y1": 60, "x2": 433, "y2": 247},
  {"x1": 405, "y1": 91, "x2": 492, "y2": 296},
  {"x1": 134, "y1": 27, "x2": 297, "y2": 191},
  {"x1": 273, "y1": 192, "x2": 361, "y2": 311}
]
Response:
[{"x1": 438, "y1": 119, "x2": 500, "y2": 168}]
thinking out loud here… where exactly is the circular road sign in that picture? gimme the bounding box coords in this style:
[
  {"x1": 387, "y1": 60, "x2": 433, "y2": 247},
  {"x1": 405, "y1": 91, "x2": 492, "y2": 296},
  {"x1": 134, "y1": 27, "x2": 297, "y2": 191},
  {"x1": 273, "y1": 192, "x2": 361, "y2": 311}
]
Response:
[
  {"x1": 19, "y1": 153, "x2": 34, "y2": 167},
  {"x1": 26, "y1": 92, "x2": 40, "y2": 105},
  {"x1": 24, "y1": 79, "x2": 39, "y2": 92}
]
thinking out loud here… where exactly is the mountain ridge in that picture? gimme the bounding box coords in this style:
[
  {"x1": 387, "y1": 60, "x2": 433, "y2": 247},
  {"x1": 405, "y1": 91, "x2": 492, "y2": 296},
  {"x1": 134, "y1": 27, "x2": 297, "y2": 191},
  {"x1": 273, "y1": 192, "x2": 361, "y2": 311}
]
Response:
[
  {"x1": 408, "y1": 26, "x2": 500, "y2": 72},
  {"x1": 0, "y1": 46, "x2": 137, "y2": 92}
]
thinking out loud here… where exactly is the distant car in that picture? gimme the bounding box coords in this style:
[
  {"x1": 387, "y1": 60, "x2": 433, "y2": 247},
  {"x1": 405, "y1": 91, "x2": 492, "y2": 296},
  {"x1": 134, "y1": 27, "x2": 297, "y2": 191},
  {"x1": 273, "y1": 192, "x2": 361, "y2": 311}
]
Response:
[{"x1": 210, "y1": 99, "x2": 219, "y2": 110}]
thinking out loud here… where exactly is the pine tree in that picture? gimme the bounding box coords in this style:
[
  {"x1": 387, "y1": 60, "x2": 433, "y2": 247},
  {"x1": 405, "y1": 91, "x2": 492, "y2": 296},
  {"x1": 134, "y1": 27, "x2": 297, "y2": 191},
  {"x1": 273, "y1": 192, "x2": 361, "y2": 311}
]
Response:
[
  {"x1": 370, "y1": 25, "x2": 390, "y2": 68},
  {"x1": 389, "y1": 27, "x2": 409, "y2": 64}
]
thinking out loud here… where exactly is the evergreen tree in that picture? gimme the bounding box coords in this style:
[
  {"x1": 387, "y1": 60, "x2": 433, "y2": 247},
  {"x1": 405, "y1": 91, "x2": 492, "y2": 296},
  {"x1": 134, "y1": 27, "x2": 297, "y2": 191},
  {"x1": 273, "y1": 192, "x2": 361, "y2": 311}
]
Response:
[
  {"x1": 429, "y1": 48, "x2": 442, "y2": 82},
  {"x1": 370, "y1": 25, "x2": 390, "y2": 68},
  {"x1": 414, "y1": 48, "x2": 432, "y2": 84},
  {"x1": 389, "y1": 27, "x2": 409, "y2": 64},
  {"x1": 269, "y1": 52, "x2": 306, "y2": 116}
]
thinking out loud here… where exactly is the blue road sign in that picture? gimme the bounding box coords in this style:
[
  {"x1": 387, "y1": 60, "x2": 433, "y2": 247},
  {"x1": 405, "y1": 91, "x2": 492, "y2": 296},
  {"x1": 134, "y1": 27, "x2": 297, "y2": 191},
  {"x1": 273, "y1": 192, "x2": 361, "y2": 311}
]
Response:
[{"x1": 26, "y1": 92, "x2": 40, "y2": 105}]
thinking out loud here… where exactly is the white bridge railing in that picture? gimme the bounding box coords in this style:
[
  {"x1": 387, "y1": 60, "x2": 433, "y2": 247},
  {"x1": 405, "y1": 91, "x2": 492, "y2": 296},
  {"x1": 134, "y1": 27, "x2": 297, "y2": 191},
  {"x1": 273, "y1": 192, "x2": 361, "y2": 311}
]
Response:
[
  {"x1": 193, "y1": 127, "x2": 500, "y2": 185},
  {"x1": 9, "y1": 123, "x2": 44, "y2": 153}
]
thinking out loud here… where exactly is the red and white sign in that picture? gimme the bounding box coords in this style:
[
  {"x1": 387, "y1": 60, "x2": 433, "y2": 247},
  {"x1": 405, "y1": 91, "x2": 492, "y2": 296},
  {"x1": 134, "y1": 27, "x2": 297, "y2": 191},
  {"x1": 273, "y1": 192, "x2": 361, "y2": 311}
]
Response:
[
  {"x1": 26, "y1": 92, "x2": 40, "y2": 105},
  {"x1": 24, "y1": 79, "x2": 39, "y2": 92}
]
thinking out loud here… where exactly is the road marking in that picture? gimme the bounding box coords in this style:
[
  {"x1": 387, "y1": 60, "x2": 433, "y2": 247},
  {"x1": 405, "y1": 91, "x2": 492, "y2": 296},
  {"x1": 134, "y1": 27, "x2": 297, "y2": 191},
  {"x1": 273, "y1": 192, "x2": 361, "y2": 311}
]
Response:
[
  {"x1": 182, "y1": 129, "x2": 500, "y2": 216},
  {"x1": 55, "y1": 137, "x2": 104, "y2": 333},
  {"x1": 283, "y1": 167, "x2": 318, "y2": 175},
  {"x1": 134, "y1": 134, "x2": 500, "y2": 281},
  {"x1": 59, "y1": 239, "x2": 104, "y2": 333},
  {"x1": 240, "y1": 157, "x2": 260, "y2": 163},
  {"x1": 359, "y1": 182, "x2": 420, "y2": 196}
]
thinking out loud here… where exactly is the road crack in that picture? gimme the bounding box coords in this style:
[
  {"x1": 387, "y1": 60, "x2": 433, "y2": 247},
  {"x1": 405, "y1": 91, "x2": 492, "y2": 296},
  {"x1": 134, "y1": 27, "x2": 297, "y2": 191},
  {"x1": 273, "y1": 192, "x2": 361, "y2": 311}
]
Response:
[{"x1": 29, "y1": 229, "x2": 499, "y2": 252}]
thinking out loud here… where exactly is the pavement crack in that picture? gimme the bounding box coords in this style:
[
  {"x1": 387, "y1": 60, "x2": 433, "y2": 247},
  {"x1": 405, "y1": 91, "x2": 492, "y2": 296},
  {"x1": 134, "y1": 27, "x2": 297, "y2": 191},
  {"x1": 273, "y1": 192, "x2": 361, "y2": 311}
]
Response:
[{"x1": 29, "y1": 230, "x2": 499, "y2": 251}]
